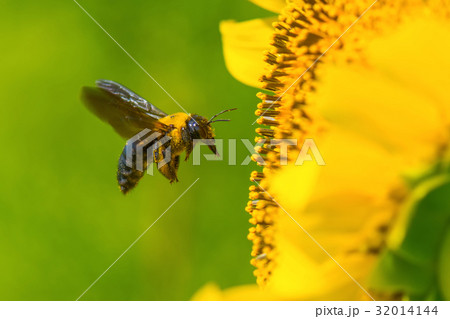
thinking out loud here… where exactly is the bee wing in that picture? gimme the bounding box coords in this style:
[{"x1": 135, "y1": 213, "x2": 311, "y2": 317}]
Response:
[{"x1": 81, "y1": 80, "x2": 169, "y2": 139}]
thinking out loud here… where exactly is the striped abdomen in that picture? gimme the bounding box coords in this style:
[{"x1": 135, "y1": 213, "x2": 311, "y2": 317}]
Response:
[{"x1": 117, "y1": 136, "x2": 156, "y2": 194}]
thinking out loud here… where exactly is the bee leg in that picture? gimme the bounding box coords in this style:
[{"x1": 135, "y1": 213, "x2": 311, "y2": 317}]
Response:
[
  {"x1": 184, "y1": 149, "x2": 192, "y2": 162},
  {"x1": 184, "y1": 141, "x2": 193, "y2": 162},
  {"x1": 172, "y1": 155, "x2": 180, "y2": 183},
  {"x1": 157, "y1": 155, "x2": 180, "y2": 183}
]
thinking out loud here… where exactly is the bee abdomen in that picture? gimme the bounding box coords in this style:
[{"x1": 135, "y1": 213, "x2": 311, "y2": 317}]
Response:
[{"x1": 117, "y1": 140, "x2": 153, "y2": 194}]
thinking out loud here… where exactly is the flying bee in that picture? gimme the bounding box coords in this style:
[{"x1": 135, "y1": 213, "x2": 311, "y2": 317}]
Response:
[{"x1": 81, "y1": 79, "x2": 236, "y2": 194}]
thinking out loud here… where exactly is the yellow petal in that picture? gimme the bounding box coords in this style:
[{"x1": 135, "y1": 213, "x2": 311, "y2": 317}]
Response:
[
  {"x1": 248, "y1": 0, "x2": 286, "y2": 13},
  {"x1": 309, "y1": 128, "x2": 404, "y2": 205},
  {"x1": 192, "y1": 282, "x2": 275, "y2": 300},
  {"x1": 191, "y1": 283, "x2": 223, "y2": 300},
  {"x1": 366, "y1": 17, "x2": 450, "y2": 126},
  {"x1": 314, "y1": 65, "x2": 447, "y2": 170},
  {"x1": 269, "y1": 160, "x2": 320, "y2": 214},
  {"x1": 269, "y1": 128, "x2": 403, "y2": 233},
  {"x1": 313, "y1": 17, "x2": 450, "y2": 171},
  {"x1": 265, "y1": 129, "x2": 399, "y2": 299},
  {"x1": 220, "y1": 18, "x2": 276, "y2": 88},
  {"x1": 268, "y1": 235, "x2": 376, "y2": 300}
]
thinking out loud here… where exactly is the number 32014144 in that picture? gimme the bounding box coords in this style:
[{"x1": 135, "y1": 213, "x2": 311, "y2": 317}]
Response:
[{"x1": 376, "y1": 306, "x2": 438, "y2": 316}]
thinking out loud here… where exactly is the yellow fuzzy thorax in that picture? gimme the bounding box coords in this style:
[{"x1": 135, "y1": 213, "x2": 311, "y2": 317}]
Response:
[{"x1": 158, "y1": 112, "x2": 191, "y2": 154}]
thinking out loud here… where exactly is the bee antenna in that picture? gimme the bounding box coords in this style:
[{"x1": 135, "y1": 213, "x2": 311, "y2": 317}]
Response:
[
  {"x1": 209, "y1": 119, "x2": 231, "y2": 123},
  {"x1": 208, "y1": 108, "x2": 237, "y2": 124}
]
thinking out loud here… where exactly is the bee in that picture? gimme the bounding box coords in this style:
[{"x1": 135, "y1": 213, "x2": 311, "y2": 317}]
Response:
[{"x1": 81, "y1": 79, "x2": 236, "y2": 194}]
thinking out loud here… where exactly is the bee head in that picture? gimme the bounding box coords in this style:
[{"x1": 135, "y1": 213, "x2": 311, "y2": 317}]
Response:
[
  {"x1": 187, "y1": 108, "x2": 237, "y2": 156},
  {"x1": 187, "y1": 114, "x2": 213, "y2": 139}
]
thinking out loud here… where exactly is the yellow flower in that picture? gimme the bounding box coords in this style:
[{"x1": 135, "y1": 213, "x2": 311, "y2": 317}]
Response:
[{"x1": 194, "y1": 0, "x2": 450, "y2": 300}]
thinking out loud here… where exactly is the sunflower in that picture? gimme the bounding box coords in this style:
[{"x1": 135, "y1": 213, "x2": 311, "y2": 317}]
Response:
[{"x1": 194, "y1": 0, "x2": 450, "y2": 300}]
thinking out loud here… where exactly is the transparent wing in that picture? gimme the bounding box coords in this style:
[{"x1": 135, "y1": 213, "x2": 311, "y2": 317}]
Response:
[{"x1": 81, "y1": 80, "x2": 168, "y2": 139}]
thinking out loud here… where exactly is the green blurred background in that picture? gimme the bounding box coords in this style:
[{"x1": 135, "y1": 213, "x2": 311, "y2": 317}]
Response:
[{"x1": 0, "y1": 0, "x2": 273, "y2": 300}]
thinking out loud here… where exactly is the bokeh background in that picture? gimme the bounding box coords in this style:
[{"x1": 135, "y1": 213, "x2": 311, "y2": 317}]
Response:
[{"x1": 0, "y1": 0, "x2": 274, "y2": 300}]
